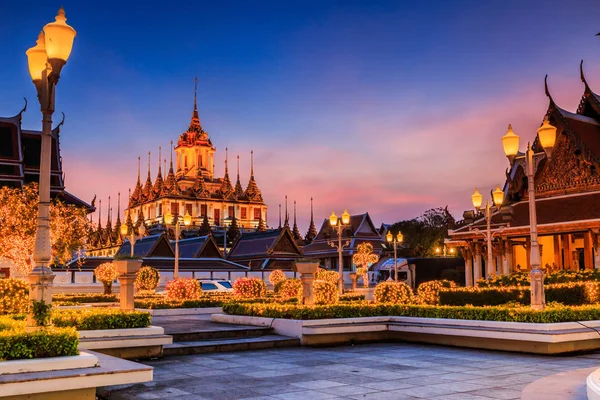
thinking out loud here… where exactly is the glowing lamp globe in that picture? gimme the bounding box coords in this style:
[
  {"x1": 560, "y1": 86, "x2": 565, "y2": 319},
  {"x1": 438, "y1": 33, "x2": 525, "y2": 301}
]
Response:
[
  {"x1": 183, "y1": 212, "x2": 192, "y2": 226},
  {"x1": 397, "y1": 232, "x2": 403, "y2": 243},
  {"x1": 471, "y1": 188, "x2": 483, "y2": 211},
  {"x1": 502, "y1": 124, "x2": 520, "y2": 159},
  {"x1": 26, "y1": 31, "x2": 47, "y2": 82},
  {"x1": 329, "y1": 211, "x2": 338, "y2": 227},
  {"x1": 492, "y1": 185, "x2": 504, "y2": 208},
  {"x1": 164, "y1": 211, "x2": 174, "y2": 225},
  {"x1": 537, "y1": 116, "x2": 557, "y2": 156},
  {"x1": 341, "y1": 209, "x2": 351, "y2": 225},
  {"x1": 43, "y1": 7, "x2": 76, "y2": 64},
  {"x1": 435, "y1": 247, "x2": 441, "y2": 254},
  {"x1": 120, "y1": 224, "x2": 128, "y2": 236},
  {"x1": 386, "y1": 231, "x2": 393, "y2": 242}
]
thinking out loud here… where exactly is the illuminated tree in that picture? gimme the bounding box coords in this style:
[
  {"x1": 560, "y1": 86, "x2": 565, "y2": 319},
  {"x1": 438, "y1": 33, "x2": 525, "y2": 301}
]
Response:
[
  {"x1": 0, "y1": 183, "x2": 90, "y2": 275},
  {"x1": 94, "y1": 262, "x2": 119, "y2": 294},
  {"x1": 352, "y1": 243, "x2": 379, "y2": 287}
]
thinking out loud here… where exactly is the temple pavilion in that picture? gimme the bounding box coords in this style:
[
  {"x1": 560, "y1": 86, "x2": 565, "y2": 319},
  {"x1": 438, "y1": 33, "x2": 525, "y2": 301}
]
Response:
[{"x1": 448, "y1": 62, "x2": 600, "y2": 285}]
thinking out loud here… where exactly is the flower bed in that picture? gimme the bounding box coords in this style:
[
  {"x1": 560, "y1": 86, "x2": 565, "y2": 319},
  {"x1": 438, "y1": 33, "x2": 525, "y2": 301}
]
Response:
[
  {"x1": 52, "y1": 309, "x2": 151, "y2": 330},
  {"x1": 222, "y1": 302, "x2": 600, "y2": 323},
  {"x1": 0, "y1": 316, "x2": 78, "y2": 360}
]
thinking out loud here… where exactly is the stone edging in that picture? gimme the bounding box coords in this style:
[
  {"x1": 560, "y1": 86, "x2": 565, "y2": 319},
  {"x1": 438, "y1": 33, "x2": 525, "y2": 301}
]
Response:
[{"x1": 0, "y1": 352, "x2": 98, "y2": 375}]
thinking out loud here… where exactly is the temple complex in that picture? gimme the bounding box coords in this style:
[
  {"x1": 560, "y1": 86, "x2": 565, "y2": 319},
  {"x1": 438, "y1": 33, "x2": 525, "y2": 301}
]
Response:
[{"x1": 448, "y1": 62, "x2": 600, "y2": 285}]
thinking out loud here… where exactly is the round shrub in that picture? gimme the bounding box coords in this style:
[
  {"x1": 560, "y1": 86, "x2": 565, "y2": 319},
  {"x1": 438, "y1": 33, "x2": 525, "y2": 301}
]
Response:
[
  {"x1": 374, "y1": 281, "x2": 413, "y2": 304},
  {"x1": 298, "y1": 280, "x2": 339, "y2": 305},
  {"x1": 94, "y1": 262, "x2": 119, "y2": 294},
  {"x1": 135, "y1": 266, "x2": 160, "y2": 293},
  {"x1": 165, "y1": 278, "x2": 202, "y2": 300},
  {"x1": 416, "y1": 280, "x2": 457, "y2": 305},
  {"x1": 316, "y1": 269, "x2": 339, "y2": 285},
  {"x1": 233, "y1": 277, "x2": 267, "y2": 298},
  {"x1": 268, "y1": 270, "x2": 286, "y2": 287},
  {"x1": 0, "y1": 278, "x2": 28, "y2": 315},
  {"x1": 275, "y1": 278, "x2": 301, "y2": 301}
]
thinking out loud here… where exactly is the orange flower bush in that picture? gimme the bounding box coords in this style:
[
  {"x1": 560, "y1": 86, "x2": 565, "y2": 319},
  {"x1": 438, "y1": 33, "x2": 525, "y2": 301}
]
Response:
[
  {"x1": 268, "y1": 270, "x2": 286, "y2": 287},
  {"x1": 275, "y1": 278, "x2": 302, "y2": 301},
  {"x1": 94, "y1": 262, "x2": 119, "y2": 295},
  {"x1": 374, "y1": 281, "x2": 413, "y2": 304},
  {"x1": 165, "y1": 278, "x2": 202, "y2": 300},
  {"x1": 316, "y1": 269, "x2": 339, "y2": 285},
  {"x1": 135, "y1": 266, "x2": 160, "y2": 293},
  {"x1": 298, "y1": 280, "x2": 339, "y2": 305},
  {"x1": 233, "y1": 277, "x2": 267, "y2": 298},
  {"x1": 0, "y1": 278, "x2": 29, "y2": 314},
  {"x1": 416, "y1": 280, "x2": 457, "y2": 305}
]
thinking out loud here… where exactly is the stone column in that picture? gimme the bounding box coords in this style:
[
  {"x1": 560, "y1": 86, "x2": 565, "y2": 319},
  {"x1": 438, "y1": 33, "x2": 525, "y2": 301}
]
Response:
[
  {"x1": 473, "y1": 244, "x2": 482, "y2": 283},
  {"x1": 463, "y1": 247, "x2": 473, "y2": 287},
  {"x1": 593, "y1": 232, "x2": 600, "y2": 270},
  {"x1": 114, "y1": 259, "x2": 142, "y2": 311},
  {"x1": 584, "y1": 231, "x2": 593, "y2": 270},
  {"x1": 349, "y1": 273, "x2": 357, "y2": 291},
  {"x1": 27, "y1": 269, "x2": 55, "y2": 328},
  {"x1": 296, "y1": 261, "x2": 319, "y2": 306},
  {"x1": 503, "y1": 240, "x2": 512, "y2": 275}
]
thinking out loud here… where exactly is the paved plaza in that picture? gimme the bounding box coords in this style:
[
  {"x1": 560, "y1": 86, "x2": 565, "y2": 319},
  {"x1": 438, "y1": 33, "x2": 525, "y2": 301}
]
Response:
[{"x1": 101, "y1": 342, "x2": 600, "y2": 400}]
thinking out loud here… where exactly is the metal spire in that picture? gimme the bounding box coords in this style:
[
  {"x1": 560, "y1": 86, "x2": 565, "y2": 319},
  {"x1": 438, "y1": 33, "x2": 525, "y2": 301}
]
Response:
[
  {"x1": 250, "y1": 150, "x2": 254, "y2": 177},
  {"x1": 158, "y1": 146, "x2": 162, "y2": 174},
  {"x1": 225, "y1": 147, "x2": 229, "y2": 174},
  {"x1": 278, "y1": 204, "x2": 282, "y2": 229}
]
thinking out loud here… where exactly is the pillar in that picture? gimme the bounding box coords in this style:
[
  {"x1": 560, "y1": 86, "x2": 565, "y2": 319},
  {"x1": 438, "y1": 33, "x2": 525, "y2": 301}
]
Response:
[
  {"x1": 473, "y1": 244, "x2": 482, "y2": 283},
  {"x1": 114, "y1": 259, "x2": 142, "y2": 311},
  {"x1": 350, "y1": 272, "x2": 357, "y2": 290},
  {"x1": 553, "y1": 235, "x2": 562, "y2": 269},
  {"x1": 503, "y1": 240, "x2": 512, "y2": 275},
  {"x1": 584, "y1": 231, "x2": 593, "y2": 270},
  {"x1": 296, "y1": 262, "x2": 319, "y2": 305},
  {"x1": 525, "y1": 238, "x2": 531, "y2": 270},
  {"x1": 27, "y1": 269, "x2": 55, "y2": 328},
  {"x1": 593, "y1": 233, "x2": 600, "y2": 270},
  {"x1": 496, "y1": 254, "x2": 503, "y2": 276},
  {"x1": 463, "y1": 248, "x2": 473, "y2": 287},
  {"x1": 563, "y1": 234, "x2": 572, "y2": 270}
]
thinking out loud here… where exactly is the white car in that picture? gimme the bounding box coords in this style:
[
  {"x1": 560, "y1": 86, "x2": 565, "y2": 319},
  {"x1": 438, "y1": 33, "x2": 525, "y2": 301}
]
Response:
[{"x1": 197, "y1": 279, "x2": 233, "y2": 292}]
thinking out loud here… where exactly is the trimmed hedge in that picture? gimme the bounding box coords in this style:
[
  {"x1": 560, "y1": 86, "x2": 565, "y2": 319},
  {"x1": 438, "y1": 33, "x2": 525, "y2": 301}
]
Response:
[
  {"x1": 52, "y1": 309, "x2": 151, "y2": 330},
  {"x1": 134, "y1": 298, "x2": 225, "y2": 309},
  {"x1": 222, "y1": 302, "x2": 600, "y2": 323},
  {"x1": 52, "y1": 293, "x2": 118, "y2": 304},
  {"x1": 439, "y1": 282, "x2": 600, "y2": 306},
  {"x1": 339, "y1": 292, "x2": 366, "y2": 302},
  {"x1": 478, "y1": 270, "x2": 600, "y2": 288}
]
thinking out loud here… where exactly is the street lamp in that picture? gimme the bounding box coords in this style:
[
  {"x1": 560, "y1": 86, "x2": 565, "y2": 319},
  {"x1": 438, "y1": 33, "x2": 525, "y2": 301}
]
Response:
[
  {"x1": 502, "y1": 117, "x2": 557, "y2": 310},
  {"x1": 25, "y1": 8, "x2": 76, "y2": 328},
  {"x1": 328, "y1": 209, "x2": 351, "y2": 292},
  {"x1": 470, "y1": 185, "x2": 505, "y2": 278},
  {"x1": 386, "y1": 230, "x2": 404, "y2": 280},
  {"x1": 120, "y1": 219, "x2": 146, "y2": 257},
  {"x1": 164, "y1": 211, "x2": 192, "y2": 279}
]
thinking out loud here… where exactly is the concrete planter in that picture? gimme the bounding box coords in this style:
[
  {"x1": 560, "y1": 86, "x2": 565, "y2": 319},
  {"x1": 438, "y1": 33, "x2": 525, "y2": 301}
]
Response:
[
  {"x1": 0, "y1": 352, "x2": 98, "y2": 375},
  {"x1": 78, "y1": 326, "x2": 172, "y2": 360},
  {"x1": 114, "y1": 259, "x2": 143, "y2": 311},
  {"x1": 113, "y1": 259, "x2": 143, "y2": 275}
]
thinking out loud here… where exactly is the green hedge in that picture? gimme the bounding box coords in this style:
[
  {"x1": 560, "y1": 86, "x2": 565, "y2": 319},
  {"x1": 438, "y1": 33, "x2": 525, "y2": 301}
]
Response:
[
  {"x1": 52, "y1": 309, "x2": 151, "y2": 330},
  {"x1": 339, "y1": 292, "x2": 366, "y2": 302},
  {"x1": 478, "y1": 270, "x2": 600, "y2": 288},
  {"x1": 52, "y1": 293, "x2": 118, "y2": 304},
  {"x1": 134, "y1": 298, "x2": 225, "y2": 309},
  {"x1": 439, "y1": 282, "x2": 600, "y2": 306},
  {"x1": 222, "y1": 302, "x2": 600, "y2": 323}
]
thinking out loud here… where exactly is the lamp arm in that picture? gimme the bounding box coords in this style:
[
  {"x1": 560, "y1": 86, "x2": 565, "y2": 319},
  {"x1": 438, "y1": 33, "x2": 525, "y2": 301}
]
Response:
[{"x1": 514, "y1": 151, "x2": 546, "y2": 175}]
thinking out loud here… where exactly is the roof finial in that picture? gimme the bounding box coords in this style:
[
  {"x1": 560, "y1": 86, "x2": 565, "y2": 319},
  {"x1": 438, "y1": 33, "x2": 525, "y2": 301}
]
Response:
[
  {"x1": 117, "y1": 191, "x2": 121, "y2": 219},
  {"x1": 311, "y1": 197, "x2": 314, "y2": 220},
  {"x1": 225, "y1": 147, "x2": 229, "y2": 173},
  {"x1": 278, "y1": 204, "x2": 282, "y2": 229},
  {"x1": 580, "y1": 59, "x2": 589, "y2": 86},
  {"x1": 137, "y1": 156, "x2": 141, "y2": 181},
  {"x1": 158, "y1": 146, "x2": 162, "y2": 174},
  {"x1": 250, "y1": 150, "x2": 254, "y2": 177},
  {"x1": 237, "y1": 154, "x2": 240, "y2": 180},
  {"x1": 147, "y1": 151, "x2": 151, "y2": 179},
  {"x1": 169, "y1": 140, "x2": 173, "y2": 169},
  {"x1": 108, "y1": 196, "x2": 111, "y2": 224},
  {"x1": 164, "y1": 158, "x2": 167, "y2": 173},
  {"x1": 98, "y1": 199, "x2": 102, "y2": 228},
  {"x1": 294, "y1": 200, "x2": 297, "y2": 225},
  {"x1": 194, "y1": 77, "x2": 198, "y2": 109}
]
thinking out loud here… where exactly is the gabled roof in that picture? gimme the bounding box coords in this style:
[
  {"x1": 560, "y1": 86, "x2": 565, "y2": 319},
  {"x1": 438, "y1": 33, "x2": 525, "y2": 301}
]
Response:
[
  {"x1": 68, "y1": 256, "x2": 249, "y2": 271},
  {"x1": 116, "y1": 233, "x2": 174, "y2": 258},
  {"x1": 173, "y1": 235, "x2": 222, "y2": 258},
  {"x1": 226, "y1": 228, "x2": 302, "y2": 260}
]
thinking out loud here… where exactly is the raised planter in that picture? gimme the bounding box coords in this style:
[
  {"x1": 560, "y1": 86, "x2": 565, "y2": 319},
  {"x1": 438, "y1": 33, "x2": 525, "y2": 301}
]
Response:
[
  {"x1": 135, "y1": 307, "x2": 222, "y2": 316},
  {"x1": 588, "y1": 368, "x2": 600, "y2": 400},
  {"x1": 0, "y1": 352, "x2": 98, "y2": 375},
  {"x1": 78, "y1": 326, "x2": 172, "y2": 360},
  {"x1": 211, "y1": 314, "x2": 600, "y2": 355}
]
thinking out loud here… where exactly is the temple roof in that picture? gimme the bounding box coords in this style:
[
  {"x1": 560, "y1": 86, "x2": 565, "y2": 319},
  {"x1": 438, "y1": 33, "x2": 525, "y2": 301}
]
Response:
[
  {"x1": 116, "y1": 233, "x2": 174, "y2": 258},
  {"x1": 174, "y1": 235, "x2": 222, "y2": 258}
]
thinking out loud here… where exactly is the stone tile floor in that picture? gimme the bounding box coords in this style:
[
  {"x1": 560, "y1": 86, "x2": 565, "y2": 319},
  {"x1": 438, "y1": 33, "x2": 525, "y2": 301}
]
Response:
[{"x1": 100, "y1": 343, "x2": 600, "y2": 399}]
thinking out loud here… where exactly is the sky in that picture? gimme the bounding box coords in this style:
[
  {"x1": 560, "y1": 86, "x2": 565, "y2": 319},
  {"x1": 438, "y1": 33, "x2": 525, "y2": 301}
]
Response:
[{"x1": 1, "y1": 0, "x2": 600, "y2": 232}]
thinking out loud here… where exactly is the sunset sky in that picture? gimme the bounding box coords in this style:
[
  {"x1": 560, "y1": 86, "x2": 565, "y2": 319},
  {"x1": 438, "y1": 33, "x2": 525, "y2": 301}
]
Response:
[{"x1": 1, "y1": 0, "x2": 600, "y2": 231}]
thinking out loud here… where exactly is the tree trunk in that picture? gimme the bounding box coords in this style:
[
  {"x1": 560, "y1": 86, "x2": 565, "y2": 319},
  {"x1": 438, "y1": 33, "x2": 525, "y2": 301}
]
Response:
[{"x1": 103, "y1": 282, "x2": 112, "y2": 295}]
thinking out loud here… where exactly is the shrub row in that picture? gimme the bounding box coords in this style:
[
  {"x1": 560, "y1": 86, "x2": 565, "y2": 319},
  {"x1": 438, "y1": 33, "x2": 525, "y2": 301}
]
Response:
[
  {"x1": 439, "y1": 282, "x2": 600, "y2": 306},
  {"x1": 52, "y1": 309, "x2": 151, "y2": 330},
  {"x1": 222, "y1": 302, "x2": 600, "y2": 323},
  {"x1": 339, "y1": 292, "x2": 366, "y2": 302},
  {"x1": 134, "y1": 298, "x2": 225, "y2": 309},
  {"x1": 477, "y1": 270, "x2": 600, "y2": 288},
  {"x1": 52, "y1": 293, "x2": 118, "y2": 303}
]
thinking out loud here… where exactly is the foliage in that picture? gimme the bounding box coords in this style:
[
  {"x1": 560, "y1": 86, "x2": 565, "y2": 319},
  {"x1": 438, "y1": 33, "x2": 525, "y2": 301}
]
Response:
[
  {"x1": 52, "y1": 293, "x2": 117, "y2": 303},
  {"x1": 52, "y1": 309, "x2": 151, "y2": 330},
  {"x1": 0, "y1": 183, "x2": 90, "y2": 274},
  {"x1": 416, "y1": 280, "x2": 457, "y2": 305},
  {"x1": 233, "y1": 277, "x2": 267, "y2": 298},
  {"x1": 135, "y1": 297, "x2": 226, "y2": 309},
  {"x1": 274, "y1": 278, "x2": 302, "y2": 301},
  {"x1": 477, "y1": 270, "x2": 600, "y2": 288},
  {"x1": 339, "y1": 292, "x2": 366, "y2": 302},
  {"x1": 268, "y1": 270, "x2": 286, "y2": 287},
  {"x1": 135, "y1": 266, "x2": 160, "y2": 292},
  {"x1": 389, "y1": 207, "x2": 455, "y2": 257},
  {"x1": 298, "y1": 280, "x2": 338, "y2": 305},
  {"x1": 374, "y1": 281, "x2": 413, "y2": 304},
  {"x1": 439, "y1": 282, "x2": 600, "y2": 306},
  {"x1": 94, "y1": 262, "x2": 119, "y2": 294},
  {"x1": 222, "y1": 302, "x2": 600, "y2": 323},
  {"x1": 165, "y1": 278, "x2": 202, "y2": 300},
  {"x1": 0, "y1": 278, "x2": 29, "y2": 315},
  {"x1": 315, "y1": 269, "x2": 339, "y2": 285},
  {"x1": 352, "y1": 243, "x2": 379, "y2": 270},
  {"x1": 31, "y1": 300, "x2": 52, "y2": 326}
]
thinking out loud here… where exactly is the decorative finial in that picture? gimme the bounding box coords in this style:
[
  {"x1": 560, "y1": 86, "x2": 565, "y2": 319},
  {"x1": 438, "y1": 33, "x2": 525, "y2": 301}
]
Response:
[
  {"x1": 278, "y1": 204, "x2": 282, "y2": 229},
  {"x1": 170, "y1": 140, "x2": 173, "y2": 167},
  {"x1": 137, "y1": 156, "x2": 140, "y2": 181},
  {"x1": 194, "y1": 77, "x2": 198, "y2": 107},
  {"x1": 237, "y1": 155, "x2": 240, "y2": 179},
  {"x1": 108, "y1": 196, "x2": 111, "y2": 223},
  {"x1": 147, "y1": 151, "x2": 151, "y2": 178},
  {"x1": 311, "y1": 197, "x2": 314, "y2": 219},
  {"x1": 158, "y1": 146, "x2": 162, "y2": 173},
  {"x1": 98, "y1": 199, "x2": 102, "y2": 226},
  {"x1": 250, "y1": 150, "x2": 254, "y2": 177},
  {"x1": 580, "y1": 60, "x2": 588, "y2": 85},
  {"x1": 225, "y1": 147, "x2": 229, "y2": 173},
  {"x1": 294, "y1": 200, "x2": 297, "y2": 223},
  {"x1": 117, "y1": 191, "x2": 121, "y2": 217}
]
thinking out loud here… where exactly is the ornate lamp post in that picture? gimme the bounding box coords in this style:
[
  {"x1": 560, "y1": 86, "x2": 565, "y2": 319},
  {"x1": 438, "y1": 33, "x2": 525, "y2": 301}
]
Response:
[
  {"x1": 25, "y1": 8, "x2": 76, "y2": 328},
  {"x1": 120, "y1": 218, "x2": 146, "y2": 257},
  {"x1": 386, "y1": 230, "x2": 404, "y2": 280},
  {"x1": 470, "y1": 185, "x2": 505, "y2": 277},
  {"x1": 164, "y1": 211, "x2": 192, "y2": 279},
  {"x1": 328, "y1": 209, "x2": 351, "y2": 292},
  {"x1": 502, "y1": 117, "x2": 557, "y2": 310}
]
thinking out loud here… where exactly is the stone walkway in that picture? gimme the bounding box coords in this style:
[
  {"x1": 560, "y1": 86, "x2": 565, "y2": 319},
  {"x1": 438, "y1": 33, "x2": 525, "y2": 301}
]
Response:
[{"x1": 100, "y1": 342, "x2": 600, "y2": 400}]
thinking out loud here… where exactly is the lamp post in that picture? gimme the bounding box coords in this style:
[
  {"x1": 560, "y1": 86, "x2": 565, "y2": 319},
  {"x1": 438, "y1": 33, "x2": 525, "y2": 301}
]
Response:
[
  {"x1": 470, "y1": 185, "x2": 505, "y2": 277},
  {"x1": 164, "y1": 211, "x2": 192, "y2": 279},
  {"x1": 328, "y1": 209, "x2": 351, "y2": 292},
  {"x1": 386, "y1": 231, "x2": 404, "y2": 280},
  {"x1": 120, "y1": 219, "x2": 146, "y2": 257},
  {"x1": 502, "y1": 117, "x2": 557, "y2": 310},
  {"x1": 25, "y1": 8, "x2": 76, "y2": 328}
]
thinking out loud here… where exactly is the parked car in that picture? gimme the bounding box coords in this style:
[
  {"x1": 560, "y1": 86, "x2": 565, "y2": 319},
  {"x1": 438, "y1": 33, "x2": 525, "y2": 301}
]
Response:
[{"x1": 197, "y1": 279, "x2": 233, "y2": 292}]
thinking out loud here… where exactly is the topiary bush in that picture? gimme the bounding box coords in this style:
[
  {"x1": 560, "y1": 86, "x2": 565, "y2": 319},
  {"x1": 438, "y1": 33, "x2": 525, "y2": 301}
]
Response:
[
  {"x1": 0, "y1": 278, "x2": 29, "y2": 315},
  {"x1": 417, "y1": 280, "x2": 457, "y2": 305},
  {"x1": 316, "y1": 269, "x2": 339, "y2": 285},
  {"x1": 165, "y1": 278, "x2": 202, "y2": 300},
  {"x1": 135, "y1": 266, "x2": 160, "y2": 293},
  {"x1": 297, "y1": 280, "x2": 339, "y2": 305},
  {"x1": 275, "y1": 278, "x2": 302, "y2": 301},
  {"x1": 374, "y1": 281, "x2": 413, "y2": 304},
  {"x1": 233, "y1": 277, "x2": 267, "y2": 298},
  {"x1": 268, "y1": 270, "x2": 286, "y2": 287},
  {"x1": 94, "y1": 262, "x2": 119, "y2": 294}
]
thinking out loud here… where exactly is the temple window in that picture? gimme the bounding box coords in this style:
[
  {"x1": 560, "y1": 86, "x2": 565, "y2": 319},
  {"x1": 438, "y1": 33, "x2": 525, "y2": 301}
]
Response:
[
  {"x1": 186, "y1": 203, "x2": 192, "y2": 216},
  {"x1": 228, "y1": 205, "x2": 235, "y2": 218},
  {"x1": 254, "y1": 208, "x2": 261, "y2": 220},
  {"x1": 241, "y1": 207, "x2": 247, "y2": 219},
  {"x1": 158, "y1": 203, "x2": 162, "y2": 216},
  {"x1": 201, "y1": 204, "x2": 207, "y2": 217},
  {"x1": 214, "y1": 209, "x2": 220, "y2": 225},
  {"x1": 171, "y1": 202, "x2": 179, "y2": 215}
]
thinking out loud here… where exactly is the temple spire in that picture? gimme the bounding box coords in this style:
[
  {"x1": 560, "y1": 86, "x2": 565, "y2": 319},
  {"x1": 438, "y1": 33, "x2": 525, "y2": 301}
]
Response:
[
  {"x1": 292, "y1": 200, "x2": 301, "y2": 240},
  {"x1": 163, "y1": 140, "x2": 180, "y2": 196},
  {"x1": 234, "y1": 154, "x2": 244, "y2": 198},
  {"x1": 284, "y1": 195, "x2": 290, "y2": 229},
  {"x1": 219, "y1": 147, "x2": 234, "y2": 199},
  {"x1": 153, "y1": 146, "x2": 164, "y2": 197},
  {"x1": 187, "y1": 77, "x2": 202, "y2": 133},
  {"x1": 131, "y1": 156, "x2": 143, "y2": 206},
  {"x1": 278, "y1": 204, "x2": 282, "y2": 229},
  {"x1": 305, "y1": 197, "x2": 317, "y2": 243},
  {"x1": 142, "y1": 151, "x2": 153, "y2": 201},
  {"x1": 244, "y1": 150, "x2": 263, "y2": 202}
]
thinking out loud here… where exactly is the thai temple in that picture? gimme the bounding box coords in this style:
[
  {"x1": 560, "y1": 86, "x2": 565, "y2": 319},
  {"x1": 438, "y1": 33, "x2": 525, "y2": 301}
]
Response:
[{"x1": 448, "y1": 62, "x2": 600, "y2": 285}]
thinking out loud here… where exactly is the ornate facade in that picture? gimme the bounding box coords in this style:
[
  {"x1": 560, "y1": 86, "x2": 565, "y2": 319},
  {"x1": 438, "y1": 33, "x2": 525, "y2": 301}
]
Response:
[{"x1": 448, "y1": 62, "x2": 600, "y2": 284}]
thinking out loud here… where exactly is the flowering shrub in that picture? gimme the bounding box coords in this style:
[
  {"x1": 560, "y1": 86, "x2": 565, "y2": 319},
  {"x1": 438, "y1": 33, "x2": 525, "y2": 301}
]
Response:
[
  {"x1": 52, "y1": 309, "x2": 151, "y2": 330},
  {"x1": 135, "y1": 266, "x2": 160, "y2": 293},
  {"x1": 0, "y1": 278, "x2": 28, "y2": 315},
  {"x1": 165, "y1": 278, "x2": 202, "y2": 301},
  {"x1": 339, "y1": 292, "x2": 366, "y2": 302},
  {"x1": 416, "y1": 280, "x2": 457, "y2": 305},
  {"x1": 268, "y1": 270, "x2": 286, "y2": 287},
  {"x1": 374, "y1": 281, "x2": 413, "y2": 304},
  {"x1": 477, "y1": 270, "x2": 600, "y2": 288},
  {"x1": 94, "y1": 262, "x2": 119, "y2": 294},
  {"x1": 275, "y1": 278, "x2": 302, "y2": 301},
  {"x1": 233, "y1": 277, "x2": 267, "y2": 298},
  {"x1": 298, "y1": 280, "x2": 339, "y2": 305},
  {"x1": 316, "y1": 269, "x2": 339, "y2": 285}
]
